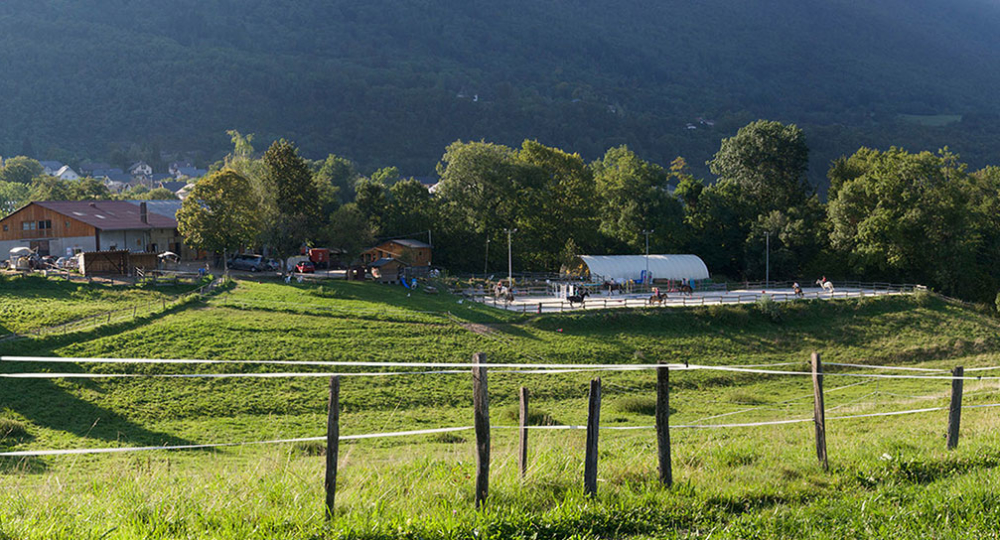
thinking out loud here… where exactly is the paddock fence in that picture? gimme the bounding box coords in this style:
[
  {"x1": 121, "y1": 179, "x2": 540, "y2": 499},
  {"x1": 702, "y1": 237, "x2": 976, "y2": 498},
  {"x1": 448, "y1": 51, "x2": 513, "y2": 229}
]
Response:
[
  {"x1": 2, "y1": 351, "x2": 998, "y2": 519},
  {"x1": 0, "y1": 277, "x2": 224, "y2": 343}
]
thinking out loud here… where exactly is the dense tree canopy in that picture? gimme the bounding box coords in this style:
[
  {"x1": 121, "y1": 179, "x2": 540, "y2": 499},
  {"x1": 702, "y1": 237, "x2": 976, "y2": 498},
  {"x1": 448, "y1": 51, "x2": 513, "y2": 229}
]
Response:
[{"x1": 177, "y1": 170, "x2": 260, "y2": 271}]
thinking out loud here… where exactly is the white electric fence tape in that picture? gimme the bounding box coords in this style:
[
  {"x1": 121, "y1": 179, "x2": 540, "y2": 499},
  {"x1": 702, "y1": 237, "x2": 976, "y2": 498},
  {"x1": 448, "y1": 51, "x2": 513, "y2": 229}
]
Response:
[{"x1": 6, "y1": 404, "x2": 1000, "y2": 458}]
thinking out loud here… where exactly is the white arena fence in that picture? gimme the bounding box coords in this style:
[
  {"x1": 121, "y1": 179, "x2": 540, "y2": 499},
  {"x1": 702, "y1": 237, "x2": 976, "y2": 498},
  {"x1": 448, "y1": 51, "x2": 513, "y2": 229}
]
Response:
[{"x1": 470, "y1": 282, "x2": 922, "y2": 313}]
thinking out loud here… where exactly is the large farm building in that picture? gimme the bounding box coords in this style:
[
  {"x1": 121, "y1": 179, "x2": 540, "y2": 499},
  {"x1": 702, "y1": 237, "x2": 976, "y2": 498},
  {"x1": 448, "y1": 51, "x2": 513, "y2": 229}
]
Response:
[{"x1": 0, "y1": 201, "x2": 182, "y2": 258}]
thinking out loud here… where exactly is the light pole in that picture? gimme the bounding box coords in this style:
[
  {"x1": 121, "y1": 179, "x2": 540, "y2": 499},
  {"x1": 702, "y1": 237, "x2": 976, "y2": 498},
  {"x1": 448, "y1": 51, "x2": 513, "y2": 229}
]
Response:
[
  {"x1": 484, "y1": 237, "x2": 490, "y2": 276},
  {"x1": 642, "y1": 229, "x2": 654, "y2": 286},
  {"x1": 765, "y1": 231, "x2": 770, "y2": 289},
  {"x1": 504, "y1": 228, "x2": 517, "y2": 288}
]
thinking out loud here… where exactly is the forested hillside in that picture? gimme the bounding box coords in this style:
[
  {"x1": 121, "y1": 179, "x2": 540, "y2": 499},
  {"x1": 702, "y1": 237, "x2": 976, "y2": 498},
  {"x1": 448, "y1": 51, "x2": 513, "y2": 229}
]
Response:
[{"x1": 1, "y1": 0, "x2": 1000, "y2": 187}]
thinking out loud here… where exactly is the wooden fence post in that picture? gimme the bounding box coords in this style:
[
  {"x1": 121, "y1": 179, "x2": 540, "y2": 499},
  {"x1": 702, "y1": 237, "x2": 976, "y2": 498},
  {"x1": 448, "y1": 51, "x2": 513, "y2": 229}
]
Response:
[
  {"x1": 584, "y1": 377, "x2": 602, "y2": 496},
  {"x1": 519, "y1": 386, "x2": 529, "y2": 478},
  {"x1": 656, "y1": 363, "x2": 672, "y2": 486},
  {"x1": 325, "y1": 375, "x2": 340, "y2": 519},
  {"x1": 811, "y1": 352, "x2": 828, "y2": 470},
  {"x1": 473, "y1": 353, "x2": 490, "y2": 508},
  {"x1": 947, "y1": 366, "x2": 964, "y2": 450}
]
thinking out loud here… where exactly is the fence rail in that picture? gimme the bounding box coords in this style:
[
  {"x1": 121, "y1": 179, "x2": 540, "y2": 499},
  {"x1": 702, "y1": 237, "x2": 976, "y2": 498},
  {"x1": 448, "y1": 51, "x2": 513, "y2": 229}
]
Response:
[
  {"x1": 0, "y1": 351, "x2": 993, "y2": 519},
  {"x1": 0, "y1": 278, "x2": 222, "y2": 342},
  {"x1": 471, "y1": 282, "x2": 919, "y2": 313}
]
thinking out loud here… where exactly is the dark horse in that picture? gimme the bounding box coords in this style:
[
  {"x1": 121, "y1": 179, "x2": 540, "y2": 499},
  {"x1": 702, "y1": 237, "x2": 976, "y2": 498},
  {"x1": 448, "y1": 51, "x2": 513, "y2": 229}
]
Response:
[
  {"x1": 603, "y1": 281, "x2": 621, "y2": 295},
  {"x1": 648, "y1": 290, "x2": 667, "y2": 305},
  {"x1": 567, "y1": 290, "x2": 590, "y2": 307},
  {"x1": 678, "y1": 283, "x2": 694, "y2": 296}
]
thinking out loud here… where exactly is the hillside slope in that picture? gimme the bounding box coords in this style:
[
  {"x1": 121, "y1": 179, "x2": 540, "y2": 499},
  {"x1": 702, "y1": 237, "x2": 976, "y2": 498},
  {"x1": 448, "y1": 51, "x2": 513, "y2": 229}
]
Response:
[
  {"x1": 3, "y1": 280, "x2": 1000, "y2": 538},
  {"x1": 1, "y1": 0, "x2": 999, "y2": 184}
]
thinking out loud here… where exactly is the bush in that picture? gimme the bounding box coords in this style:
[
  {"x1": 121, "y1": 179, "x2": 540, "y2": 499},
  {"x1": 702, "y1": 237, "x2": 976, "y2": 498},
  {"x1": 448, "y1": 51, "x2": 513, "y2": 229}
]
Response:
[{"x1": 755, "y1": 294, "x2": 782, "y2": 323}]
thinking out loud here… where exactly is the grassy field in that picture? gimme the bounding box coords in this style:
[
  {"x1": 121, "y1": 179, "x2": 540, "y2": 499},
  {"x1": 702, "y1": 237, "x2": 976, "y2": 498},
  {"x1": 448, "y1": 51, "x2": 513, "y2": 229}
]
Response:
[
  {"x1": 0, "y1": 274, "x2": 210, "y2": 335},
  {"x1": 2, "y1": 278, "x2": 1000, "y2": 539}
]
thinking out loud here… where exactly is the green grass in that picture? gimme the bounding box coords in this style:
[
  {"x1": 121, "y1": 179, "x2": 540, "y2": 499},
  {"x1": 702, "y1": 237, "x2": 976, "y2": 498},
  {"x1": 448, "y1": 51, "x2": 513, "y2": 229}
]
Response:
[
  {"x1": 0, "y1": 274, "x2": 207, "y2": 335},
  {"x1": 2, "y1": 277, "x2": 1000, "y2": 538}
]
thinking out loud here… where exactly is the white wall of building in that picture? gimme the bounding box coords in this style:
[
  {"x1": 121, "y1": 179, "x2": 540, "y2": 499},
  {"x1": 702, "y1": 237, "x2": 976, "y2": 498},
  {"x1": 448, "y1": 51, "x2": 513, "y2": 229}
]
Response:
[{"x1": 1, "y1": 236, "x2": 96, "y2": 259}]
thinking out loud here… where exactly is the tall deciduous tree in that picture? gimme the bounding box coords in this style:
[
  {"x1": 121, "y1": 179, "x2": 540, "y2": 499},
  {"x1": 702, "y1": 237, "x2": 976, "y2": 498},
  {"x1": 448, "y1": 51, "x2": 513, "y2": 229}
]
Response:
[
  {"x1": 314, "y1": 154, "x2": 359, "y2": 205},
  {"x1": 709, "y1": 120, "x2": 810, "y2": 211},
  {"x1": 177, "y1": 170, "x2": 260, "y2": 271},
  {"x1": 827, "y1": 147, "x2": 974, "y2": 297},
  {"x1": 0, "y1": 156, "x2": 44, "y2": 184},
  {"x1": 591, "y1": 145, "x2": 684, "y2": 254},
  {"x1": 260, "y1": 140, "x2": 322, "y2": 264}
]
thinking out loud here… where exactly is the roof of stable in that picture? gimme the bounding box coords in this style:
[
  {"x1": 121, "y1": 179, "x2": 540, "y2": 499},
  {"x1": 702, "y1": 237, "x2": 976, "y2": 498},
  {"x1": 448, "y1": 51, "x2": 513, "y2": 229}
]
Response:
[
  {"x1": 385, "y1": 238, "x2": 431, "y2": 249},
  {"x1": 369, "y1": 257, "x2": 408, "y2": 268},
  {"x1": 32, "y1": 201, "x2": 177, "y2": 231}
]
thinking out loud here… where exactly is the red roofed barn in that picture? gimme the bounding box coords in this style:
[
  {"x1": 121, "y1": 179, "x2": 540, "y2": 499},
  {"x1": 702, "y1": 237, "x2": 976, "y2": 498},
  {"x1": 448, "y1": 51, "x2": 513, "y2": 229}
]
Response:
[{"x1": 0, "y1": 201, "x2": 181, "y2": 258}]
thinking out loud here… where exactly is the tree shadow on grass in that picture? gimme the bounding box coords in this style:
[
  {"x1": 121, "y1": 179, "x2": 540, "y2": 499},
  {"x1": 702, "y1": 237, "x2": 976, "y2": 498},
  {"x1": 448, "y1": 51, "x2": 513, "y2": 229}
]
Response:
[{"x1": 2, "y1": 378, "x2": 199, "y2": 453}]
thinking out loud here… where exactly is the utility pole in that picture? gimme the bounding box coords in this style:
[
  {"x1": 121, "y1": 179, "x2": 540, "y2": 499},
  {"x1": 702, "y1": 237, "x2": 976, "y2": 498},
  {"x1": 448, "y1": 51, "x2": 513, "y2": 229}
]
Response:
[
  {"x1": 484, "y1": 237, "x2": 490, "y2": 275},
  {"x1": 765, "y1": 231, "x2": 770, "y2": 289},
  {"x1": 642, "y1": 229, "x2": 654, "y2": 285},
  {"x1": 504, "y1": 228, "x2": 517, "y2": 288}
]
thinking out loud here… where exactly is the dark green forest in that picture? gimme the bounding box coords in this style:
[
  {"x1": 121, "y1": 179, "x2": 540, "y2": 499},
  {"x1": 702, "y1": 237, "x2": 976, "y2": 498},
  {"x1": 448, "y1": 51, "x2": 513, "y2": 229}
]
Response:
[{"x1": 2, "y1": 0, "x2": 1000, "y2": 190}]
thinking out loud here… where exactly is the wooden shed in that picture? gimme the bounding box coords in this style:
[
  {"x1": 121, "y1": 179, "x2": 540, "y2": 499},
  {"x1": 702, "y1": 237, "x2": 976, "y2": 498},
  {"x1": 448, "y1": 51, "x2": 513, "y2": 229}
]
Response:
[
  {"x1": 361, "y1": 239, "x2": 432, "y2": 267},
  {"x1": 368, "y1": 257, "x2": 409, "y2": 284},
  {"x1": 80, "y1": 250, "x2": 160, "y2": 276}
]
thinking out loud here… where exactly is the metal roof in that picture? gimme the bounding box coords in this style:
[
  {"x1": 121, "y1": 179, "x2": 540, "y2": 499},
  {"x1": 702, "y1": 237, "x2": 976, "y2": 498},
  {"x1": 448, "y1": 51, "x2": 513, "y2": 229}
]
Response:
[
  {"x1": 578, "y1": 254, "x2": 709, "y2": 281},
  {"x1": 389, "y1": 239, "x2": 431, "y2": 249},
  {"x1": 124, "y1": 200, "x2": 183, "y2": 220},
  {"x1": 33, "y1": 201, "x2": 177, "y2": 231}
]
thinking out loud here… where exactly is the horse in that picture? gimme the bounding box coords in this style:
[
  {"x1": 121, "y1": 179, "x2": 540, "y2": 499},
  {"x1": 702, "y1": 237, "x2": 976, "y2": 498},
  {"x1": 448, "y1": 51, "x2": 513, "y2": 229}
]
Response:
[
  {"x1": 495, "y1": 286, "x2": 514, "y2": 305},
  {"x1": 793, "y1": 283, "x2": 804, "y2": 298},
  {"x1": 678, "y1": 283, "x2": 694, "y2": 296},
  {"x1": 567, "y1": 290, "x2": 590, "y2": 308},
  {"x1": 816, "y1": 279, "x2": 834, "y2": 294},
  {"x1": 648, "y1": 291, "x2": 667, "y2": 305},
  {"x1": 603, "y1": 281, "x2": 621, "y2": 295}
]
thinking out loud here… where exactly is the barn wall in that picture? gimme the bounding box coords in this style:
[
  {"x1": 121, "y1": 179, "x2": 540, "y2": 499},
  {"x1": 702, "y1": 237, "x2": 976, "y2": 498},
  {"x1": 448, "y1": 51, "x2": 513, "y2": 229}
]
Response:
[
  {"x1": 0, "y1": 204, "x2": 96, "y2": 243},
  {"x1": 0, "y1": 236, "x2": 96, "y2": 259}
]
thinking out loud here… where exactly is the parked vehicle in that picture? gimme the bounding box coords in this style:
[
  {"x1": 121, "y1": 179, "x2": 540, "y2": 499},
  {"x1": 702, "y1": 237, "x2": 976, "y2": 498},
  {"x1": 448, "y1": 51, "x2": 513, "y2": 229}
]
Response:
[
  {"x1": 308, "y1": 248, "x2": 330, "y2": 269},
  {"x1": 229, "y1": 254, "x2": 267, "y2": 272},
  {"x1": 55, "y1": 257, "x2": 79, "y2": 269},
  {"x1": 295, "y1": 260, "x2": 315, "y2": 273}
]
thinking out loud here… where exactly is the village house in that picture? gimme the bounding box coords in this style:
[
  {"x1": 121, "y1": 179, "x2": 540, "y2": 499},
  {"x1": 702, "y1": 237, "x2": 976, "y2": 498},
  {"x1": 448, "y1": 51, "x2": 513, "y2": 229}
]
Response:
[
  {"x1": 361, "y1": 239, "x2": 432, "y2": 266},
  {"x1": 53, "y1": 165, "x2": 80, "y2": 181},
  {"x1": 38, "y1": 160, "x2": 64, "y2": 176},
  {"x1": 0, "y1": 201, "x2": 179, "y2": 258},
  {"x1": 128, "y1": 161, "x2": 153, "y2": 180}
]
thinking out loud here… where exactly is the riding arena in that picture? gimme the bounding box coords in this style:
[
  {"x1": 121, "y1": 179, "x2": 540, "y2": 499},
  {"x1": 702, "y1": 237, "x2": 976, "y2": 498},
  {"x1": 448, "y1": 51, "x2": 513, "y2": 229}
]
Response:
[{"x1": 472, "y1": 254, "x2": 912, "y2": 313}]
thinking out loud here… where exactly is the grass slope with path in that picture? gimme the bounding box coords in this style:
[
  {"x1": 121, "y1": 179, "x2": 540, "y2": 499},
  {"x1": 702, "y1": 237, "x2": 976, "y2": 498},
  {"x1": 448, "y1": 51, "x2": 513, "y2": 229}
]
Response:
[{"x1": 2, "y1": 278, "x2": 1000, "y2": 539}]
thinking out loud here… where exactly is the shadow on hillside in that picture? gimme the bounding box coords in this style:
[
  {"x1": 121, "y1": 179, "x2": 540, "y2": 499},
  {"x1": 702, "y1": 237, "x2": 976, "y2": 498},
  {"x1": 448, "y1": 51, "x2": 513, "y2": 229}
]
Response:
[{"x1": 1, "y1": 378, "x2": 199, "y2": 456}]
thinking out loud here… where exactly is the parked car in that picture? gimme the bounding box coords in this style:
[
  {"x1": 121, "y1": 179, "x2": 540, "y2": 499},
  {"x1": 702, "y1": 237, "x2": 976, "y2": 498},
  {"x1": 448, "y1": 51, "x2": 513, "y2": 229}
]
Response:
[
  {"x1": 229, "y1": 254, "x2": 267, "y2": 272},
  {"x1": 294, "y1": 260, "x2": 315, "y2": 273},
  {"x1": 55, "y1": 257, "x2": 78, "y2": 269}
]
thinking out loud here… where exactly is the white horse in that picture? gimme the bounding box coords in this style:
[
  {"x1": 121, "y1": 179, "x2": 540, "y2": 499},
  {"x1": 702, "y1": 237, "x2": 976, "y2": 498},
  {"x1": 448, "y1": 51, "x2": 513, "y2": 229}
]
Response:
[{"x1": 816, "y1": 278, "x2": 834, "y2": 294}]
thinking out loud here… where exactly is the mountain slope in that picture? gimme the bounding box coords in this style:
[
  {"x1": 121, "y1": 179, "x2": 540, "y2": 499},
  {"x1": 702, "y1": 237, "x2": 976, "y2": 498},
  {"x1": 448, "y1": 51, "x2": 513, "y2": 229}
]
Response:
[{"x1": 1, "y1": 0, "x2": 999, "y2": 185}]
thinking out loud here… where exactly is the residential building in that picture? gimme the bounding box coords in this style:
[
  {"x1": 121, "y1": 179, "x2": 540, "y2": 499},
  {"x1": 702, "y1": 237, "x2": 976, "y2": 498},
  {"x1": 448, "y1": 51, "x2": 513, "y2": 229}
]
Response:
[
  {"x1": 54, "y1": 165, "x2": 80, "y2": 181},
  {"x1": 38, "y1": 160, "x2": 64, "y2": 176}
]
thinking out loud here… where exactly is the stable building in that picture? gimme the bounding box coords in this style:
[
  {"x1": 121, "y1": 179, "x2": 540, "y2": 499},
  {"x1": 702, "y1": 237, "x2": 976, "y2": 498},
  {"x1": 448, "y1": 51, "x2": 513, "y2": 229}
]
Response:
[
  {"x1": 0, "y1": 201, "x2": 179, "y2": 258},
  {"x1": 361, "y1": 239, "x2": 432, "y2": 266}
]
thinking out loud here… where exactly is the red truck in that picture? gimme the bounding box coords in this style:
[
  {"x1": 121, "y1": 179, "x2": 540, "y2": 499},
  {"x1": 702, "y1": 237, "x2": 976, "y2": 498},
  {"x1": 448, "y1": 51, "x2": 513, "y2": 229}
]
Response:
[{"x1": 308, "y1": 248, "x2": 330, "y2": 269}]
